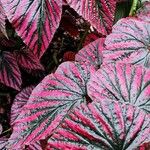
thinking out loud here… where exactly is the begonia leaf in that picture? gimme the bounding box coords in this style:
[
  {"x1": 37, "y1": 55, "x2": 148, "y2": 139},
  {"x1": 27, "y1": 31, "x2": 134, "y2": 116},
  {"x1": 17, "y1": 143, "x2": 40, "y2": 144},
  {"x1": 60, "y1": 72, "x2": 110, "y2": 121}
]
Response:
[
  {"x1": 47, "y1": 100, "x2": 150, "y2": 150},
  {"x1": 104, "y1": 18, "x2": 150, "y2": 68}
]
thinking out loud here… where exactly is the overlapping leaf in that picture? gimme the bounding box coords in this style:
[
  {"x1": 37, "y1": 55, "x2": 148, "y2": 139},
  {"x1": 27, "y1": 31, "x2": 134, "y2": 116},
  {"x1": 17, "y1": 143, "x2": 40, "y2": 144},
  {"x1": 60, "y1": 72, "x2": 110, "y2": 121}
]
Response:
[
  {"x1": 47, "y1": 100, "x2": 150, "y2": 150},
  {"x1": 0, "y1": 1, "x2": 7, "y2": 38},
  {"x1": 87, "y1": 63, "x2": 150, "y2": 113},
  {"x1": 8, "y1": 62, "x2": 92, "y2": 148},
  {"x1": 63, "y1": 51, "x2": 76, "y2": 61},
  {"x1": 11, "y1": 86, "x2": 35, "y2": 125},
  {"x1": 75, "y1": 38, "x2": 105, "y2": 70},
  {"x1": 14, "y1": 47, "x2": 44, "y2": 71},
  {"x1": 136, "y1": 1, "x2": 150, "y2": 23},
  {"x1": 0, "y1": 51, "x2": 21, "y2": 90},
  {"x1": 104, "y1": 18, "x2": 150, "y2": 67},
  {"x1": 66, "y1": 0, "x2": 117, "y2": 35},
  {"x1": 2, "y1": 0, "x2": 62, "y2": 57}
]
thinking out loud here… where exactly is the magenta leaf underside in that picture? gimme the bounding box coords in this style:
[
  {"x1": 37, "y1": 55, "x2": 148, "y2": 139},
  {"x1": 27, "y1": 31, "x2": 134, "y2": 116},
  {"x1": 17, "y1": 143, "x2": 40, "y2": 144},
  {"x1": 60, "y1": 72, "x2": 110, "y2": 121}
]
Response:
[
  {"x1": 0, "y1": 51, "x2": 22, "y2": 90},
  {"x1": 66, "y1": 0, "x2": 117, "y2": 35},
  {"x1": 136, "y1": 1, "x2": 150, "y2": 23},
  {"x1": 11, "y1": 86, "x2": 35, "y2": 125},
  {"x1": 8, "y1": 62, "x2": 92, "y2": 148},
  {"x1": 47, "y1": 100, "x2": 150, "y2": 150},
  {"x1": 87, "y1": 63, "x2": 150, "y2": 113},
  {"x1": 2, "y1": 0, "x2": 62, "y2": 58},
  {"x1": 0, "y1": 1, "x2": 7, "y2": 37},
  {"x1": 104, "y1": 18, "x2": 150, "y2": 68},
  {"x1": 13, "y1": 47, "x2": 44, "y2": 71},
  {"x1": 75, "y1": 38, "x2": 105, "y2": 70}
]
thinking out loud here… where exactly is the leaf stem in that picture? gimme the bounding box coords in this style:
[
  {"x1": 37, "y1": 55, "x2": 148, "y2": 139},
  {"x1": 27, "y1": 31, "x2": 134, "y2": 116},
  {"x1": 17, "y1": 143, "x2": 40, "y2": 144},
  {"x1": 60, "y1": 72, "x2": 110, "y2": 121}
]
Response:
[
  {"x1": 1, "y1": 128, "x2": 11, "y2": 134},
  {"x1": 129, "y1": 0, "x2": 138, "y2": 16}
]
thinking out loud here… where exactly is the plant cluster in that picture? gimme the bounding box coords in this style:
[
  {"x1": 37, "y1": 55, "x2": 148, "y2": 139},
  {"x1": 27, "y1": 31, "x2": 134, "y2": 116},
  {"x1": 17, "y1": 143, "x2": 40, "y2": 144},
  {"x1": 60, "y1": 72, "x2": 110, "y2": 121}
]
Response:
[{"x1": 0, "y1": 0, "x2": 150, "y2": 149}]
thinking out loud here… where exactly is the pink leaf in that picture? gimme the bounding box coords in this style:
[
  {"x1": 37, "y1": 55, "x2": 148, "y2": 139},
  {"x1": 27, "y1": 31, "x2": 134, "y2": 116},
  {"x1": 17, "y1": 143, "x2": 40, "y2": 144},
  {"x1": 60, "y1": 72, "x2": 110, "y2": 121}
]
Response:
[
  {"x1": 104, "y1": 18, "x2": 150, "y2": 67},
  {"x1": 10, "y1": 86, "x2": 49, "y2": 150},
  {"x1": 66, "y1": 0, "x2": 117, "y2": 35},
  {"x1": 25, "y1": 141, "x2": 42, "y2": 150},
  {"x1": 136, "y1": 2, "x2": 150, "y2": 23},
  {"x1": 0, "y1": 1, "x2": 7, "y2": 38},
  {"x1": 0, "y1": 51, "x2": 22, "y2": 90},
  {"x1": 2, "y1": 0, "x2": 62, "y2": 58},
  {"x1": 0, "y1": 137, "x2": 8, "y2": 149},
  {"x1": 47, "y1": 101, "x2": 150, "y2": 149},
  {"x1": 87, "y1": 63, "x2": 150, "y2": 113},
  {"x1": 8, "y1": 62, "x2": 92, "y2": 148},
  {"x1": 13, "y1": 47, "x2": 44, "y2": 71},
  {"x1": 11, "y1": 86, "x2": 35, "y2": 125},
  {"x1": 75, "y1": 38, "x2": 105, "y2": 70}
]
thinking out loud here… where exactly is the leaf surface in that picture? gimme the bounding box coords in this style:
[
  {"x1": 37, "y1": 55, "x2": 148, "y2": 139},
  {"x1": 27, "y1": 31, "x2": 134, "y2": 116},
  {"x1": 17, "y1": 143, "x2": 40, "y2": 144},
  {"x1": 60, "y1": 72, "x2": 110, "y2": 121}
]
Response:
[
  {"x1": 87, "y1": 63, "x2": 150, "y2": 113},
  {"x1": 14, "y1": 47, "x2": 44, "y2": 71},
  {"x1": 104, "y1": 18, "x2": 150, "y2": 67},
  {"x1": 8, "y1": 62, "x2": 92, "y2": 148},
  {"x1": 136, "y1": 2, "x2": 150, "y2": 23},
  {"x1": 75, "y1": 38, "x2": 105, "y2": 70},
  {"x1": 47, "y1": 101, "x2": 150, "y2": 150},
  {"x1": 0, "y1": 1, "x2": 7, "y2": 37},
  {"x1": 66, "y1": 0, "x2": 117, "y2": 35},
  {"x1": 0, "y1": 137, "x2": 8, "y2": 150},
  {"x1": 2, "y1": 0, "x2": 62, "y2": 57},
  {"x1": 11, "y1": 86, "x2": 35, "y2": 125},
  {"x1": 11, "y1": 86, "x2": 43, "y2": 150},
  {"x1": 0, "y1": 51, "x2": 21, "y2": 90}
]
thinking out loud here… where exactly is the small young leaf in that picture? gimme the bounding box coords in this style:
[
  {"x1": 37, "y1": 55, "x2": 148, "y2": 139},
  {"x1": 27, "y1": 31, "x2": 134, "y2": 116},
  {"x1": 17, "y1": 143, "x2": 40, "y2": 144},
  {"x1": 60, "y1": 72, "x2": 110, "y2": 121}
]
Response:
[
  {"x1": 0, "y1": 1, "x2": 7, "y2": 38},
  {"x1": 8, "y1": 62, "x2": 92, "y2": 148},
  {"x1": 11, "y1": 86, "x2": 35, "y2": 125},
  {"x1": 47, "y1": 100, "x2": 150, "y2": 150},
  {"x1": 2, "y1": 0, "x2": 62, "y2": 57},
  {"x1": 66, "y1": 0, "x2": 117, "y2": 35},
  {"x1": 14, "y1": 47, "x2": 44, "y2": 71},
  {"x1": 104, "y1": 18, "x2": 150, "y2": 67},
  {"x1": 87, "y1": 63, "x2": 150, "y2": 113},
  {"x1": 75, "y1": 38, "x2": 105, "y2": 70},
  {"x1": 63, "y1": 51, "x2": 76, "y2": 62},
  {"x1": 138, "y1": 142, "x2": 150, "y2": 150},
  {"x1": 136, "y1": 1, "x2": 150, "y2": 23},
  {"x1": 0, "y1": 51, "x2": 21, "y2": 90}
]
